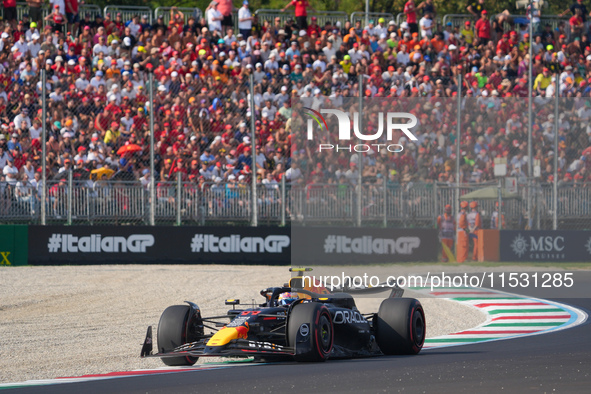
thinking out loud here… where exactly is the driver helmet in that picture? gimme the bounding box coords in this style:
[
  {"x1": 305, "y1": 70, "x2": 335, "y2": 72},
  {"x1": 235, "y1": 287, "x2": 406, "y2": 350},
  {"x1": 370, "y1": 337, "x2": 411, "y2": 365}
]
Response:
[{"x1": 278, "y1": 292, "x2": 299, "y2": 306}]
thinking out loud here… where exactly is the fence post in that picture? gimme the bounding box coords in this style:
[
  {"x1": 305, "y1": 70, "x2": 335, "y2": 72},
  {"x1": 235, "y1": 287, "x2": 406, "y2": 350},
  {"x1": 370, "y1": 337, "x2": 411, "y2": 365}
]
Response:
[
  {"x1": 199, "y1": 182, "x2": 205, "y2": 226},
  {"x1": 383, "y1": 176, "x2": 387, "y2": 228},
  {"x1": 67, "y1": 170, "x2": 73, "y2": 225},
  {"x1": 176, "y1": 172, "x2": 182, "y2": 226},
  {"x1": 280, "y1": 176, "x2": 286, "y2": 227},
  {"x1": 455, "y1": 71, "x2": 462, "y2": 257},
  {"x1": 553, "y1": 72, "x2": 559, "y2": 230},
  {"x1": 148, "y1": 69, "x2": 155, "y2": 226},
  {"x1": 249, "y1": 74, "x2": 258, "y2": 227},
  {"x1": 356, "y1": 75, "x2": 363, "y2": 227},
  {"x1": 41, "y1": 69, "x2": 47, "y2": 226},
  {"x1": 527, "y1": 2, "x2": 533, "y2": 231},
  {"x1": 497, "y1": 179, "x2": 502, "y2": 230},
  {"x1": 433, "y1": 182, "x2": 438, "y2": 228},
  {"x1": 303, "y1": 185, "x2": 308, "y2": 226}
]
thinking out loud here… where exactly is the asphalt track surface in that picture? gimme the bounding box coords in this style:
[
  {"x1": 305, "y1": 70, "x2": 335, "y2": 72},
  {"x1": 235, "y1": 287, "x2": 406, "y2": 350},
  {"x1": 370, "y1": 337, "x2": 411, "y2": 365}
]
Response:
[{"x1": 9, "y1": 272, "x2": 591, "y2": 394}]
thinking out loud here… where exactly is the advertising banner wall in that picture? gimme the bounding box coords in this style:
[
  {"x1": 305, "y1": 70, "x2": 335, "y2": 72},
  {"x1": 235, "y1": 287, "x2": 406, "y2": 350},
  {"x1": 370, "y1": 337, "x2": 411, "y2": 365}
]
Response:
[
  {"x1": 28, "y1": 226, "x2": 290, "y2": 265},
  {"x1": 0, "y1": 225, "x2": 28, "y2": 266},
  {"x1": 291, "y1": 227, "x2": 438, "y2": 264},
  {"x1": 500, "y1": 230, "x2": 591, "y2": 262}
]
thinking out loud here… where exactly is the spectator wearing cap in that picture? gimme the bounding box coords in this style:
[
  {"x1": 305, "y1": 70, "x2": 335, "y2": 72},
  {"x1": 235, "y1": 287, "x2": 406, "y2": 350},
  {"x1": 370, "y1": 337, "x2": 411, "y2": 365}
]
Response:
[
  {"x1": 534, "y1": 67, "x2": 552, "y2": 94},
  {"x1": 307, "y1": 16, "x2": 321, "y2": 37},
  {"x1": 7, "y1": 132, "x2": 23, "y2": 154},
  {"x1": 285, "y1": 40, "x2": 300, "y2": 60},
  {"x1": 104, "y1": 121, "x2": 120, "y2": 147},
  {"x1": 207, "y1": 1, "x2": 224, "y2": 33},
  {"x1": 459, "y1": 20, "x2": 474, "y2": 45},
  {"x1": 14, "y1": 108, "x2": 31, "y2": 131},
  {"x1": 3, "y1": 154, "x2": 19, "y2": 185},
  {"x1": 474, "y1": 10, "x2": 491, "y2": 45},
  {"x1": 93, "y1": 35, "x2": 109, "y2": 57},
  {"x1": 274, "y1": 86, "x2": 290, "y2": 107},
  {"x1": 45, "y1": 4, "x2": 66, "y2": 33},
  {"x1": 238, "y1": 1, "x2": 253, "y2": 39}
]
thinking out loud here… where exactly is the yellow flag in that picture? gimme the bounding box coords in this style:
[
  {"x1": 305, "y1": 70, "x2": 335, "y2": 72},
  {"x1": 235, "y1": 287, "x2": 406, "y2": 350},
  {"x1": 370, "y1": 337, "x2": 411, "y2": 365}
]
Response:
[{"x1": 441, "y1": 242, "x2": 456, "y2": 263}]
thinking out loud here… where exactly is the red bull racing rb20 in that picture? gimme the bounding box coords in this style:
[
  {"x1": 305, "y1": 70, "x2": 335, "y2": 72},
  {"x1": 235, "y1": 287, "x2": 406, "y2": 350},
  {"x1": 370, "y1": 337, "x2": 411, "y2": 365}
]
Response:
[{"x1": 141, "y1": 269, "x2": 426, "y2": 364}]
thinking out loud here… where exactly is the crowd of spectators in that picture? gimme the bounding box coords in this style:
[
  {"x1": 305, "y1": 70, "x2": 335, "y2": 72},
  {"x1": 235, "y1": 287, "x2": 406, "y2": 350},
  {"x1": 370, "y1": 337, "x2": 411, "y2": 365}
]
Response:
[{"x1": 0, "y1": 0, "x2": 591, "y2": 204}]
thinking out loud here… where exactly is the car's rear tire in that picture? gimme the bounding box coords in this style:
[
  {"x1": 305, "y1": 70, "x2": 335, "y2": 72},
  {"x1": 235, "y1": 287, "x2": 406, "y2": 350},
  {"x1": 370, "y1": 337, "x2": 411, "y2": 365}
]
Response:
[
  {"x1": 157, "y1": 305, "x2": 198, "y2": 366},
  {"x1": 375, "y1": 298, "x2": 425, "y2": 355},
  {"x1": 288, "y1": 303, "x2": 333, "y2": 362}
]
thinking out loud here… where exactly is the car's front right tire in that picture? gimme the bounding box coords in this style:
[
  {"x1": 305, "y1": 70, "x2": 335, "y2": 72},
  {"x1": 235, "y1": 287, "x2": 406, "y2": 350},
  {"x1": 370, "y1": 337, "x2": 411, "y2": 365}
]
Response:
[{"x1": 375, "y1": 298, "x2": 425, "y2": 355}]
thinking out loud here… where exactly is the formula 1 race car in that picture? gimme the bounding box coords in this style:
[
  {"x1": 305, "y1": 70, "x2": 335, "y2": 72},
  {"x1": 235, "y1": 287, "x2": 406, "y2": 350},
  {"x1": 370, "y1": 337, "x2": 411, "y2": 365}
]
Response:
[{"x1": 141, "y1": 268, "x2": 425, "y2": 364}]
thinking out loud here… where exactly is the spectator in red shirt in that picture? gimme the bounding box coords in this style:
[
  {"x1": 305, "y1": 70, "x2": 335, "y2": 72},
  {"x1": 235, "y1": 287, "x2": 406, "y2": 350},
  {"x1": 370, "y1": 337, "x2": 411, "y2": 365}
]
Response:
[
  {"x1": 474, "y1": 10, "x2": 491, "y2": 45},
  {"x1": 281, "y1": 0, "x2": 316, "y2": 30},
  {"x1": 3, "y1": 0, "x2": 17, "y2": 28},
  {"x1": 570, "y1": 8, "x2": 584, "y2": 38},
  {"x1": 306, "y1": 16, "x2": 321, "y2": 37},
  {"x1": 404, "y1": 0, "x2": 418, "y2": 34},
  {"x1": 512, "y1": 78, "x2": 529, "y2": 97},
  {"x1": 496, "y1": 33, "x2": 511, "y2": 55}
]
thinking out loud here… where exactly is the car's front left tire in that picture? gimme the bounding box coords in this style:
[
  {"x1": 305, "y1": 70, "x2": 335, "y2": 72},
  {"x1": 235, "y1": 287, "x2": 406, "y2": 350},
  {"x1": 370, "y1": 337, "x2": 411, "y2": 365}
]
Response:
[
  {"x1": 288, "y1": 302, "x2": 334, "y2": 362},
  {"x1": 157, "y1": 305, "x2": 199, "y2": 366}
]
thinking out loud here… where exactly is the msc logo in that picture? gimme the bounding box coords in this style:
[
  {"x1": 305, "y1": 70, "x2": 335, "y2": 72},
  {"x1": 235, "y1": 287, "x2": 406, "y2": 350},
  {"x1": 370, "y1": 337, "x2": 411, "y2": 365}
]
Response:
[
  {"x1": 530, "y1": 236, "x2": 564, "y2": 252},
  {"x1": 304, "y1": 108, "x2": 418, "y2": 140},
  {"x1": 510, "y1": 233, "x2": 565, "y2": 259}
]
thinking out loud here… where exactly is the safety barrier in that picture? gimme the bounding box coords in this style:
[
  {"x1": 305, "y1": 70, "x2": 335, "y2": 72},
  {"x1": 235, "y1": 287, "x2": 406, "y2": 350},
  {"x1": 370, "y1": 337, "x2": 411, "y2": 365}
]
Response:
[
  {"x1": 350, "y1": 12, "x2": 395, "y2": 24},
  {"x1": 103, "y1": 5, "x2": 153, "y2": 24},
  {"x1": 395, "y1": 12, "x2": 442, "y2": 29},
  {"x1": 255, "y1": 9, "x2": 348, "y2": 29},
  {"x1": 8, "y1": 2, "x2": 54, "y2": 30},
  {"x1": 3, "y1": 180, "x2": 591, "y2": 229},
  {"x1": 442, "y1": 14, "x2": 474, "y2": 28},
  {"x1": 491, "y1": 14, "x2": 570, "y2": 36},
  {"x1": 301, "y1": 184, "x2": 354, "y2": 223},
  {"x1": 92, "y1": 181, "x2": 147, "y2": 224},
  {"x1": 2, "y1": 5, "x2": 571, "y2": 40},
  {"x1": 79, "y1": 4, "x2": 102, "y2": 19},
  {"x1": 154, "y1": 7, "x2": 203, "y2": 25}
]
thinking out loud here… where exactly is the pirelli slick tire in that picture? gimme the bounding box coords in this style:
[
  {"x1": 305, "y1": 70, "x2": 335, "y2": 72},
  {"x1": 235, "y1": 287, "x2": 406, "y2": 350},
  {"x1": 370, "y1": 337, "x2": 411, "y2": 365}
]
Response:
[
  {"x1": 375, "y1": 298, "x2": 425, "y2": 355},
  {"x1": 288, "y1": 303, "x2": 334, "y2": 362},
  {"x1": 157, "y1": 305, "x2": 198, "y2": 366}
]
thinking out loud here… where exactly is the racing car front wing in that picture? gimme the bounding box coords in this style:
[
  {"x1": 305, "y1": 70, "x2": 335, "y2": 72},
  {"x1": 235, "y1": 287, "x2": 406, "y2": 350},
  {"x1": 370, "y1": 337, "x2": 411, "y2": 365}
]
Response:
[{"x1": 141, "y1": 325, "x2": 295, "y2": 359}]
